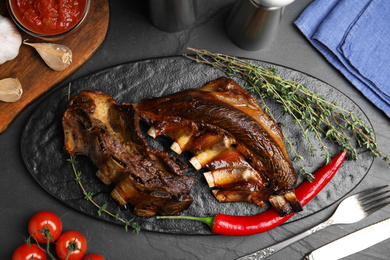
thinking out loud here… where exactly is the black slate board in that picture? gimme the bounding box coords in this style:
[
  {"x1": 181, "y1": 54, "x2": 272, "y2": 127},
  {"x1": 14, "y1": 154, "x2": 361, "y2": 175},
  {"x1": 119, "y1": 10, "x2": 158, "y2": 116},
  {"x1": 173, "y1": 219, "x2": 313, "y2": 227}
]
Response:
[{"x1": 21, "y1": 56, "x2": 373, "y2": 235}]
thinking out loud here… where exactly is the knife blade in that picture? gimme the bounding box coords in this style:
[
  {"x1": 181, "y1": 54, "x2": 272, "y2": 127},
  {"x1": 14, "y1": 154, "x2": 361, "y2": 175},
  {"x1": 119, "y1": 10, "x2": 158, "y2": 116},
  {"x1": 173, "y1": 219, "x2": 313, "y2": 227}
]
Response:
[{"x1": 305, "y1": 217, "x2": 390, "y2": 260}]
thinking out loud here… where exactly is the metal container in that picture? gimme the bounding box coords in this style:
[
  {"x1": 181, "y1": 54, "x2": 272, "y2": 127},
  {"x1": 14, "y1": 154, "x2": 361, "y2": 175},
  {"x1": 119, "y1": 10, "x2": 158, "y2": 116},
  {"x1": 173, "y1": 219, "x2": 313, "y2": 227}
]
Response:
[
  {"x1": 148, "y1": 0, "x2": 199, "y2": 32},
  {"x1": 226, "y1": 0, "x2": 295, "y2": 50}
]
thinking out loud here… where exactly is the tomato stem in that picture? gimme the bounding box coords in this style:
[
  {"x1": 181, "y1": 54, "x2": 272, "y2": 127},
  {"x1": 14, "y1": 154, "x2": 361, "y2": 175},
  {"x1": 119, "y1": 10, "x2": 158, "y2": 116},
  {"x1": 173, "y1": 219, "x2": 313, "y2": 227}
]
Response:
[
  {"x1": 42, "y1": 225, "x2": 57, "y2": 260},
  {"x1": 45, "y1": 239, "x2": 57, "y2": 260},
  {"x1": 28, "y1": 235, "x2": 56, "y2": 260},
  {"x1": 65, "y1": 239, "x2": 79, "y2": 260}
]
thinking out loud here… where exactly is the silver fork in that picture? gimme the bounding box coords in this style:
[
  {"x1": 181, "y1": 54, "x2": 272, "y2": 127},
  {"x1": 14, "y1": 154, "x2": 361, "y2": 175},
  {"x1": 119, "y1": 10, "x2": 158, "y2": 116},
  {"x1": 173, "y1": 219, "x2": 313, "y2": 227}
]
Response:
[{"x1": 237, "y1": 185, "x2": 390, "y2": 260}]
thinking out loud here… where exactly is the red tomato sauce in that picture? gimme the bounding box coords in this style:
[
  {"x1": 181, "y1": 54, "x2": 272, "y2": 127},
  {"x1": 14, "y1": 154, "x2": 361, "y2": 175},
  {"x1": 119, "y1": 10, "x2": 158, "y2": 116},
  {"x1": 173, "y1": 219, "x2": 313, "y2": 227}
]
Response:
[{"x1": 10, "y1": 0, "x2": 87, "y2": 35}]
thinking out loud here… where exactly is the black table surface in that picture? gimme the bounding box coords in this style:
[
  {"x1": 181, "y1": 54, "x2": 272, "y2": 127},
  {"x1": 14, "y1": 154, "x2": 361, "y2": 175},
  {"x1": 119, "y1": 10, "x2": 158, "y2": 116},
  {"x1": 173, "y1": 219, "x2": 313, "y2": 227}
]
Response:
[{"x1": 2, "y1": 1, "x2": 390, "y2": 259}]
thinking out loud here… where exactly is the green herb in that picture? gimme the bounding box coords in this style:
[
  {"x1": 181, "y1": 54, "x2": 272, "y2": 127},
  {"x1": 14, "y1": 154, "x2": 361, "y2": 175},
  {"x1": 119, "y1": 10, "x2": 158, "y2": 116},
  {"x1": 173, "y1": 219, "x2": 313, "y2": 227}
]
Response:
[
  {"x1": 67, "y1": 155, "x2": 140, "y2": 233},
  {"x1": 125, "y1": 218, "x2": 141, "y2": 233},
  {"x1": 185, "y1": 48, "x2": 389, "y2": 180}
]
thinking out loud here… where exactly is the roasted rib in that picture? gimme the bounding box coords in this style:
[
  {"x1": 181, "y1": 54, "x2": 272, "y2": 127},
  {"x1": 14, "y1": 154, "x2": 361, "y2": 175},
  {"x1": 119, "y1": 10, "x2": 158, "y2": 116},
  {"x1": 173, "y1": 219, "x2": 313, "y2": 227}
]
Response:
[
  {"x1": 133, "y1": 77, "x2": 302, "y2": 216},
  {"x1": 62, "y1": 90, "x2": 195, "y2": 218}
]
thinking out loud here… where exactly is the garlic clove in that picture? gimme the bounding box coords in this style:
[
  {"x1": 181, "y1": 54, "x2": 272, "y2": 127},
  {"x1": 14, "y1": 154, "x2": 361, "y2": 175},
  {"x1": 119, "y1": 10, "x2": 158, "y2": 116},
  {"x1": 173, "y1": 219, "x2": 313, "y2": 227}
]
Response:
[
  {"x1": 24, "y1": 41, "x2": 72, "y2": 71},
  {"x1": 0, "y1": 78, "x2": 23, "y2": 102},
  {"x1": 0, "y1": 15, "x2": 22, "y2": 65}
]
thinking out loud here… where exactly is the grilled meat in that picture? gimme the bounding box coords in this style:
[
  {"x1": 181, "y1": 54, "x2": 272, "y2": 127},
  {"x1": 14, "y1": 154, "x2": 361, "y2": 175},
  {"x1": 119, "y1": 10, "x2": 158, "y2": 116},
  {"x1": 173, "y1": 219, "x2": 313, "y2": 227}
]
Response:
[
  {"x1": 134, "y1": 77, "x2": 302, "y2": 216},
  {"x1": 62, "y1": 76, "x2": 302, "y2": 218},
  {"x1": 62, "y1": 90, "x2": 195, "y2": 218}
]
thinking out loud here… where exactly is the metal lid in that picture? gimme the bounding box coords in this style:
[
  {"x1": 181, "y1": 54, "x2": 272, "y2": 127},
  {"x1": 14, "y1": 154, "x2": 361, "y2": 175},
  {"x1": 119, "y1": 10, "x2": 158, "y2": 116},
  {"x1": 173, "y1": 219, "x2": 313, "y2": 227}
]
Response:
[{"x1": 252, "y1": 0, "x2": 295, "y2": 8}]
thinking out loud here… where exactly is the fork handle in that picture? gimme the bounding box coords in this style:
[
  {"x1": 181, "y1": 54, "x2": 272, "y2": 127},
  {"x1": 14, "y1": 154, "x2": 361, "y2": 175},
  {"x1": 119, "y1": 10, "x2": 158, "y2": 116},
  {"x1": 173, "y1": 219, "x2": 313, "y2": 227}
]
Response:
[{"x1": 236, "y1": 218, "x2": 335, "y2": 260}]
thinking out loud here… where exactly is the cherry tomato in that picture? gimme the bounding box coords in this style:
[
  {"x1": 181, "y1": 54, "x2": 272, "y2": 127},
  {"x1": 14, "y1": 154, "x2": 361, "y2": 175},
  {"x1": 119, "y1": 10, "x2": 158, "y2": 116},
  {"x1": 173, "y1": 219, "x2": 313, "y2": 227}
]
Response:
[
  {"x1": 12, "y1": 243, "x2": 47, "y2": 260},
  {"x1": 56, "y1": 230, "x2": 87, "y2": 260},
  {"x1": 83, "y1": 254, "x2": 105, "y2": 260},
  {"x1": 28, "y1": 211, "x2": 63, "y2": 243}
]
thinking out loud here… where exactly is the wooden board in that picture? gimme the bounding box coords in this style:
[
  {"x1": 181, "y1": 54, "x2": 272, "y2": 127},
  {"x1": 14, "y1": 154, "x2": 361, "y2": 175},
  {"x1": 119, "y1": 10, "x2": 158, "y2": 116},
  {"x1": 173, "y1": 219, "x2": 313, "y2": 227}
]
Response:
[{"x1": 0, "y1": 0, "x2": 109, "y2": 133}]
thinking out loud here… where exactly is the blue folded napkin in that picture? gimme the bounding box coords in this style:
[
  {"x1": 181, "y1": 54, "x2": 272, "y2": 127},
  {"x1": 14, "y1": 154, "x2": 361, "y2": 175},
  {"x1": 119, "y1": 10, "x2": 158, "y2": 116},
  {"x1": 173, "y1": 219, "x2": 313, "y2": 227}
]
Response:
[{"x1": 295, "y1": 0, "x2": 390, "y2": 117}]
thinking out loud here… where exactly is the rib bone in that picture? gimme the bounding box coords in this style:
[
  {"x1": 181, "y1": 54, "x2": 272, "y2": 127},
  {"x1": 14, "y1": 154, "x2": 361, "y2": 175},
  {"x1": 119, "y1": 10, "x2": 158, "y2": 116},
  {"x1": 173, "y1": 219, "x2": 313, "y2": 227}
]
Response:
[{"x1": 133, "y1": 77, "x2": 302, "y2": 216}]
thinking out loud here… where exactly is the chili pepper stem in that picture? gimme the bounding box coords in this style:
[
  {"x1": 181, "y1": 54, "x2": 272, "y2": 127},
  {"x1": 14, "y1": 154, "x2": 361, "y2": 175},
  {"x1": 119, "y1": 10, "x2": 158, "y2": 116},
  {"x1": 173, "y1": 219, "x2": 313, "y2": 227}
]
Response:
[{"x1": 157, "y1": 215, "x2": 215, "y2": 228}]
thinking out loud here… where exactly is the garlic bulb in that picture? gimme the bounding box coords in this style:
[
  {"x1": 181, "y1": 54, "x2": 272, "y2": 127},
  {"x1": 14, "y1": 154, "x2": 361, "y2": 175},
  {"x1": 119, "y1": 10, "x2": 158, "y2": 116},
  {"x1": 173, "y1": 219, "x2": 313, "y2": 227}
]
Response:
[
  {"x1": 0, "y1": 15, "x2": 22, "y2": 65},
  {"x1": 24, "y1": 41, "x2": 72, "y2": 71},
  {"x1": 0, "y1": 78, "x2": 23, "y2": 102}
]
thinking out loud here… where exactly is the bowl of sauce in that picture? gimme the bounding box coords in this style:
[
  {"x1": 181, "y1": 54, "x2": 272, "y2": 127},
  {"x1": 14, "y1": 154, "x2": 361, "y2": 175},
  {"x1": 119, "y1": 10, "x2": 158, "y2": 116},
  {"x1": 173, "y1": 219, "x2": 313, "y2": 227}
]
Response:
[{"x1": 7, "y1": 0, "x2": 90, "y2": 40}]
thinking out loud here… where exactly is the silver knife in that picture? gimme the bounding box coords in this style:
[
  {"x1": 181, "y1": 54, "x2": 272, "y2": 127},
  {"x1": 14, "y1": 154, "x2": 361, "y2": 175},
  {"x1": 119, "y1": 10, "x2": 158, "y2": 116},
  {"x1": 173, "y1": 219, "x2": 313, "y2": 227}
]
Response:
[{"x1": 305, "y1": 217, "x2": 390, "y2": 260}]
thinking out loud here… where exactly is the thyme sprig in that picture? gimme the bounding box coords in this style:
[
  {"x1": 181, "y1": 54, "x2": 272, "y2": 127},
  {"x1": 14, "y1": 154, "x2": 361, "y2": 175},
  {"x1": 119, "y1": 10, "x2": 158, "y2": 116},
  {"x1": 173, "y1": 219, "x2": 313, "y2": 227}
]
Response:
[
  {"x1": 185, "y1": 48, "x2": 389, "y2": 179},
  {"x1": 67, "y1": 156, "x2": 141, "y2": 233}
]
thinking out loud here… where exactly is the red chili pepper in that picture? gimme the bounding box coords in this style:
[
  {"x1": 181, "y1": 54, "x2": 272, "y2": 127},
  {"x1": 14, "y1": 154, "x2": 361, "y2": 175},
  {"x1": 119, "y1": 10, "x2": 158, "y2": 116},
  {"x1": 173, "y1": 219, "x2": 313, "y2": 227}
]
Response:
[{"x1": 158, "y1": 151, "x2": 347, "y2": 236}]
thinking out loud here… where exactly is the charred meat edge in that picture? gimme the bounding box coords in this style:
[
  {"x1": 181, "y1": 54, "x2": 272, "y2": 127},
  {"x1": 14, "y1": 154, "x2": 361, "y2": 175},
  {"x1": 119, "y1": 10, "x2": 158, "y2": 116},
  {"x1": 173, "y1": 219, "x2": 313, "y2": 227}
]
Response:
[
  {"x1": 62, "y1": 90, "x2": 195, "y2": 218},
  {"x1": 133, "y1": 77, "x2": 302, "y2": 216}
]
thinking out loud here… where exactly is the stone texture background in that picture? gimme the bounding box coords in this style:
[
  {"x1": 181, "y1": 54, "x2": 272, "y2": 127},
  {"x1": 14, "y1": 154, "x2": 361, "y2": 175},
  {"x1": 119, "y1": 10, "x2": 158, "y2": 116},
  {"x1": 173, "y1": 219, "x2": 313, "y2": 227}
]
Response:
[{"x1": 2, "y1": 1, "x2": 390, "y2": 259}]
